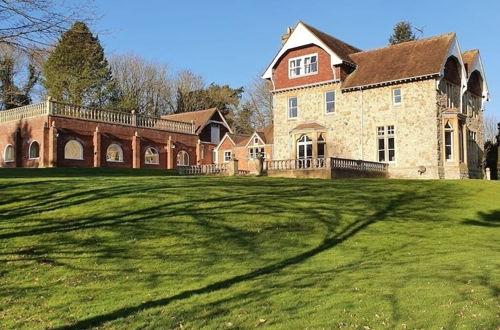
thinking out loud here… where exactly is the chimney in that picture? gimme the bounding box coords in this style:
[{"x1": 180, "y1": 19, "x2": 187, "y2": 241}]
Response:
[{"x1": 281, "y1": 26, "x2": 294, "y2": 45}]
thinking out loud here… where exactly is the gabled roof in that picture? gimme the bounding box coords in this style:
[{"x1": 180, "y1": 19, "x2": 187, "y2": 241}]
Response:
[
  {"x1": 161, "y1": 108, "x2": 232, "y2": 134},
  {"x1": 462, "y1": 49, "x2": 479, "y2": 74},
  {"x1": 215, "y1": 133, "x2": 251, "y2": 151},
  {"x1": 301, "y1": 23, "x2": 361, "y2": 64},
  {"x1": 342, "y1": 33, "x2": 456, "y2": 90},
  {"x1": 262, "y1": 21, "x2": 361, "y2": 79}
]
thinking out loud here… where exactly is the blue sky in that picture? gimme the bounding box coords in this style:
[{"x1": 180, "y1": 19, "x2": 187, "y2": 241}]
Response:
[{"x1": 94, "y1": 0, "x2": 500, "y2": 118}]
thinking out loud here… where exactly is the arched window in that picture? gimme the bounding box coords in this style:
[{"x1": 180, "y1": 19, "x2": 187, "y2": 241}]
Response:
[
  {"x1": 4, "y1": 145, "x2": 14, "y2": 162},
  {"x1": 64, "y1": 140, "x2": 84, "y2": 160},
  {"x1": 106, "y1": 144, "x2": 123, "y2": 162},
  {"x1": 177, "y1": 150, "x2": 189, "y2": 166},
  {"x1": 29, "y1": 141, "x2": 40, "y2": 159},
  {"x1": 297, "y1": 135, "x2": 312, "y2": 159},
  {"x1": 145, "y1": 147, "x2": 159, "y2": 165},
  {"x1": 444, "y1": 121, "x2": 453, "y2": 162}
]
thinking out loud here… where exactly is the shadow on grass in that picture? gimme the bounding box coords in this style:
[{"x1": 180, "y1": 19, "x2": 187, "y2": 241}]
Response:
[
  {"x1": 0, "y1": 167, "x2": 179, "y2": 178},
  {"x1": 462, "y1": 210, "x2": 500, "y2": 227},
  {"x1": 57, "y1": 190, "x2": 426, "y2": 330}
]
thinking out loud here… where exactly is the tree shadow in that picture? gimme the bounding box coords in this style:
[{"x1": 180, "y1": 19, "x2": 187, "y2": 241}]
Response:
[{"x1": 462, "y1": 210, "x2": 500, "y2": 227}]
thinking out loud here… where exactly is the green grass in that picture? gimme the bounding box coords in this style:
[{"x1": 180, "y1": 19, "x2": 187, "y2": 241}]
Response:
[{"x1": 0, "y1": 169, "x2": 498, "y2": 329}]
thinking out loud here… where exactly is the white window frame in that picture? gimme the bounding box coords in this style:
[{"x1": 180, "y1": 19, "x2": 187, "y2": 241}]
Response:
[
  {"x1": 288, "y1": 53, "x2": 318, "y2": 79},
  {"x1": 392, "y1": 88, "x2": 402, "y2": 105},
  {"x1": 106, "y1": 143, "x2": 124, "y2": 163},
  {"x1": 3, "y1": 144, "x2": 14, "y2": 163},
  {"x1": 325, "y1": 91, "x2": 336, "y2": 114},
  {"x1": 145, "y1": 147, "x2": 159, "y2": 165},
  {"x1": 64, "y1": 140, "x2": 84, "y2": 160},
  {"x1": 224, "y1": 151, "x2": 232, "y2": 162},
  {"x1": 444, "y1": 121, "x2": 453, "y2": 162},
  {"x1": 248, "y1": 147, "x2": 265, "y2": 159},
  {"x1": 377, "y1": 126, "x2": 396, "y2": 163},
  {"x1": 288, "y1": 97, "x2": 298, "y2": 119},
  {"x1": 28, "y1": 140, "x2": 40, "y2": 160}
]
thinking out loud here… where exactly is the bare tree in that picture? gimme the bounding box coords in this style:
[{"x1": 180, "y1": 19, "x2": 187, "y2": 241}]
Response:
[
  {"x1": 241, "y1": 77, "x2": 273, "y2": 129},
  {"x1": 172, "y1": 69, "x2": 206, "y2": 113},
  {"x1": 0, "y1": 0, "x2": 95, "y2": 52},
  {"x1": 484, "y1": 114, "x2": 499, "y2": 142},
  {"x1": 0, "y1": 44, "x2": 44, "y2": 109},
  {"x1": 110, "y1": 53, "x2": 173, "y2": 116}
]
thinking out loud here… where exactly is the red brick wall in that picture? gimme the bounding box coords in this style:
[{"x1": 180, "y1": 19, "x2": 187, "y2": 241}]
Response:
[
  {"x1": 0, "y1": 115, "x2": 199, "y2": 169},
  {"x1": 0, "y1": 116, "x2": 48, "y2": 168},
  {"x1": 272, "y1": 45, "x2": 334, "y2": 90}
]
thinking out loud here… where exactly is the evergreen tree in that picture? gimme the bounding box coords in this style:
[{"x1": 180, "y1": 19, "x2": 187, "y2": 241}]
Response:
[
  {"x1": 43, "y1": 22, "x2": 113, "y2": 106},
  {"x1": 388, "y1": 21, "x2": 417, "y2": 45}
]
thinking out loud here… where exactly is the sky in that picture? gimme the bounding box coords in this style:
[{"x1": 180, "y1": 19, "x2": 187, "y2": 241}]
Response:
[{"x1": 94, "y1": 0, "x2": 500, "y2": 118}]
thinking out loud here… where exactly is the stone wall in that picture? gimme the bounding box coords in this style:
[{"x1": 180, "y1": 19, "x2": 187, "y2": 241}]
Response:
[{"x1": 272, "y1": 79, "x2": 441, "y2": 179}]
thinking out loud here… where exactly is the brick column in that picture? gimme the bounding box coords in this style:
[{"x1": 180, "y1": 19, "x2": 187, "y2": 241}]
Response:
[
  {"x1": 48, "y1": 121, "x2": 58, "y2": 167},
  {"x1": 132, "y1": 132, "x2": 141, "y2": 169},
  {"x1": 93, "y1": 127, "x2": 101, "y2": 168},
  {"x1": 40, "y1": 122, "x2": 48, "y2": 167},
  {"x1": 166, "y1": 136, "x2": 174, "y2": 169}
]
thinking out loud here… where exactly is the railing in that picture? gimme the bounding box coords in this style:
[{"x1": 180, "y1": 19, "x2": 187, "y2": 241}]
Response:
[
  {"x1": 178, "y1": 163, "x2": 228, "y2": 175},
  {"x1": 0, "y1": 100, "x2": 196, "y2": 135},
  {"x1": 330, "y1": 157, "x2": 388, "y2": 172},
  {"x1": 51, "y1": 101, "x2": 195, "y2": 134},
  {"x1": 265, "y1": 158, "x2": 329, "y2": 171},
  {"x1": 265, "y1": 157, "x2": 388, "y2": 172},
  {"x1": 0, "y1": 102, "x2": 47, "y2": 123}
]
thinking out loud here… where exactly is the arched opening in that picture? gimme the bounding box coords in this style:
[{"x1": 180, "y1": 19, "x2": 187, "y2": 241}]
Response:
[
  {"x1": 106, "y1": 144, "x2": 123, "y2": 162},
  {"x1": 64, "y1": 140, "x2": 84, "y2": 160},
  {"x1": 297, "y1": 135, "x2": 312, "y2": 160},
  {"x1": 3, "y1": 144, "x2": 14, "y2": 162},
  {"x1": 467, "y1": 70, "x2": 483, "y2": 96},
  {"x1": 28, "y1": 141, "x2": 40, "y2": 159},
  {"x1": 145, "y1": 147, "x2": 159, "y2": 165},
  {"x1": 443, "y1": 56, "x2": 462, "y2": 110},
  {"x1": 177, "y1": 150, "x2": 189, "y2": 166}
]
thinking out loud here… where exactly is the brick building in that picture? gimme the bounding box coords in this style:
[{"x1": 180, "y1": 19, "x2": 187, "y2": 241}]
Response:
[
  {"x1": 0, "y1": 99, "x2": 229, "y2": 169},
  {"x1": 214, "y1": 125, "x2": 273, "y2": 171},
  {"x1": 262, "y1": 22, "x2": 489, "y2": 179}
]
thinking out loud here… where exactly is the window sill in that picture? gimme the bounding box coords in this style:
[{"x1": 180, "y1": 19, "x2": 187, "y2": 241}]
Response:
[
  {"x1": 106, "y1": 160, "x2": 124, "y2": 163},
  {"x1": 288, "y1": 72, "x2": 318, "y2": 80},
  {"x1": 288, "y1": 117, "x2": 298, "y2": 121},
  {"x1": 28, "y1": 157, "x2": 40, "y2": 160},
  {"x1": 325, "y1": 111, "x2": 336, "y2": 115},
  {"x1": 4, "y1": 160, "x2": 14, "y2": 163},
  {"x1": 65, "y1": 158, "x2": 84, "y2": 161}
]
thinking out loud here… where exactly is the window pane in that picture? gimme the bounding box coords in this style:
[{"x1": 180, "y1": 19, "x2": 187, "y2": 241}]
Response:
[
  {"x1": 389, "y1": 149, "x2": 395, "y2": 162},
  {"x1": 377, "y1": 127, "x2": 385, "y2": 135},
  {"x1": 306, "y1": 144, "x2": 312, "y2": 158},
  {"x1": 318, "y1": 143, "x2": 325, "y2": 158},
  {"x1": 378, "y1": 139, "x2": 385, "y2": 150},
  {"x1": 388, "y1": 137, "x2": 395, "y2": 149},
  {"x1": 326, "y1": 91, "x2": 334, "y2": 102},
  {"x1": 378, "y1": 150, "x2": 385, "y2": 162},
  {"x1": 298, "y1": 145, "x2": 304, "y2": 158}
]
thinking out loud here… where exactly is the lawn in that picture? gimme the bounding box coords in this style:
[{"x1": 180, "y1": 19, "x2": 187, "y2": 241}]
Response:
[{"x1": 0, "y1": 169, "x2": 498, "y2": 329}]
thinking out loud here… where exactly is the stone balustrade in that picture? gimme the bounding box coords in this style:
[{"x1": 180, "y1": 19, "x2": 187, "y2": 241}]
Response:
[
  {"x1": 0, "y1": 99, "x2": 196, "y2": 135},
  {"x1": 178, "y1": 163, "x2": 228, "y2": 175},
  {"x1": 265, "y1": 157, "x2": 388, "y2": 172}
]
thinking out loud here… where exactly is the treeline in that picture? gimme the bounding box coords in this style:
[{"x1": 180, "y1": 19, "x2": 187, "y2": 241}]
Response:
[{"x1": 0, "y1": 21, "x2": 272, "y2": 133}]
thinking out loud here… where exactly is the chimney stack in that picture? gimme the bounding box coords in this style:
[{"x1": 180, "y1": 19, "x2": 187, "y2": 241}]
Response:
[{"x1": 281, "y1": 26, "x2": 294, "y2": 45}]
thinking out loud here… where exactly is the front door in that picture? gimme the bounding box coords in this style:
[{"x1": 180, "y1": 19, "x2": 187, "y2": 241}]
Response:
[{"x1": 297, "y1": 135, "x2": 312, "y2": 168}]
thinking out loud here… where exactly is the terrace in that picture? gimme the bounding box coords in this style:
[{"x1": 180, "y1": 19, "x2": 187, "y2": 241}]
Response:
[{"x1": 0, "y1": 99, "x2": 196, "y2": 135}]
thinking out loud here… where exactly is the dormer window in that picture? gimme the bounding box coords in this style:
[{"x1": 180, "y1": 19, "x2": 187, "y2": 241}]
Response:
[{"x1": 289, "y1": 54, "x2": 318, "y2": 78}]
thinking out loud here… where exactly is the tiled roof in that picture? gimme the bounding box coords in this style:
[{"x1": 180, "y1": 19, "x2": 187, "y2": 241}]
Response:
[
  {"x1": 462, "y1": 49, "x2": 479, "y2": 74},
  {"x1": 292, "y1": 122, "x2": 326, "y2": 131},
  {"x1": 342, "y1": 33, "x2": 455, "y2": 90},
  {"x1": 256, "y1": 124, "x2": 274, "y2": 144},
  {"x1": 228, "y1": 133, "x2": 251, "y2": 147},
  {"x1": 302, "y1": 22, "x2": 361, "y2": 64},
  {"x1": 161, "y1": 108, "x2": 217, "y2": 134}
]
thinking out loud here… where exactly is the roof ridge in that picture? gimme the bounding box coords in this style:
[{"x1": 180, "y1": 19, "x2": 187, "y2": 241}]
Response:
[
  {"x1": 351, "y1": 32, "x2": 455, "y2": 55},
  {"x1": 301, "y1": 21, "x2": 362, "y2": 53}
]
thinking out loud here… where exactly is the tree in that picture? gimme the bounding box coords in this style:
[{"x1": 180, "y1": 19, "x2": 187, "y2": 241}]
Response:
[
  {"x1": 232, "y1": 104, "x2": 255, "y2": 134},
  {"x1": 389, "y1": 21, "x2": 417, "y2": 45},
  {"x1": 484, "y1": 114, "x2": 500, "y2": 142},
  {"x1": 243, "y1": 77, "x2": 273, "y2": 129},
  {"x1": 0, "y1": 45, "x2": 41, "y2": 110},
  {"x1": 43, "y1": 22, "x2": 113, "y2": 106},
  {"x1": 109, "y1": 53, "x2": 173, "y2": 116},
  {"x1": 0, "y1": 0, "x2": 95, "y2": 53}
]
